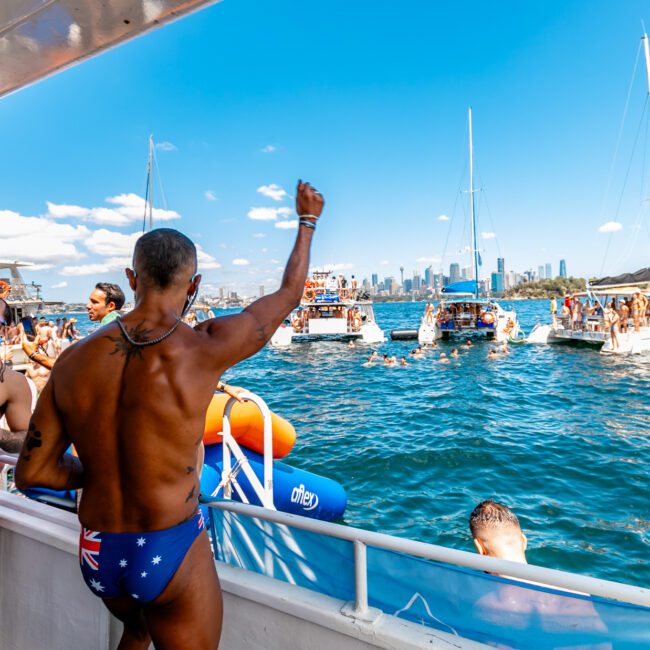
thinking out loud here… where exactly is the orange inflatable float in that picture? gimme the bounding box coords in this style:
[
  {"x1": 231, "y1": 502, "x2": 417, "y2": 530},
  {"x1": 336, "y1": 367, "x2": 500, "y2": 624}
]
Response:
[{"x1": 203, "y1": 393, "x2": 296, "y2": 458}]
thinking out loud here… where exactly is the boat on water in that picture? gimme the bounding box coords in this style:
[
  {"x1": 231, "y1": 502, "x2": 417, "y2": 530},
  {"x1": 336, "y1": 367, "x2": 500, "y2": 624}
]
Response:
[
  {"x1": 0, "y1": 261, "x2": 64, "y2": 371},
  {"x1": 270, "y1": 271, "x2": 385, "y2": 346},
  {"x1": 418, "y1": 109, "x2": 520, "y2": 344},
  {"x1": 528, "y1": 268, "x2": 650, "y2": 354}
]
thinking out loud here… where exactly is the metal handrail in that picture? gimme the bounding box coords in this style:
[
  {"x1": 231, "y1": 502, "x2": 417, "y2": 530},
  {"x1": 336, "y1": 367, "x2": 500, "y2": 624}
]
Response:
[{"x1": 202, "y1": 498, "x2": 650, "y2": 609}]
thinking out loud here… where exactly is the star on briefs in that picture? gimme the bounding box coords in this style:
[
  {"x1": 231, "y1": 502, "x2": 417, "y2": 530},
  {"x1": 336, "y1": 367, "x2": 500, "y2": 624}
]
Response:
[
  {"x1": 137, "y1": 537, "x2": 146, "y2": 547},
  {"x1": 89, "y1": 578, "x2": 104, "y2": 592},
  {"x1": 141, "y1": 571, "x2": 148, "y2": 578},
  {"x1": 152, "y1": 555, "x2": 162, "y2": 565},
  {"x1": 119, "y1": 559, "x2": 127, "y2": 568}
]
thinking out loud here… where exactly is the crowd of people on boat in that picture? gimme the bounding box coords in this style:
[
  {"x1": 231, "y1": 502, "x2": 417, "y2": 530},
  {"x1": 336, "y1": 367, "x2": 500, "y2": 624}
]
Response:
[{"x1": 302, "y1": 272, "x2": 359, "y2": 302}]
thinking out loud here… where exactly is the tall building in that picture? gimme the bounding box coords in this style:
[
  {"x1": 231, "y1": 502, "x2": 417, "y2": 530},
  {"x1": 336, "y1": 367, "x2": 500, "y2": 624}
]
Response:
[
  {"x1": 449, "y1": 263, "x2": 461, "y2": 283},
  {"x1": 461, "y1": 266, "x2": 474, "y2": 280},
  {"x1": 545, "y1": 263, "x2": 552, "y2": 279},
  {"x1": 491, "y1": 272, "x2": 504, "y2": 294},
  {"x1": 424, "y1": 266, "x2": 433, "y2": 288},
  {"x1": 400, "y1": 266, "x2": 405, "y2": 287},
  {"x1": 412, "y1": 271, "x2": 422, "y2": 292},
  {"x1": 538, "y1": 265, "x2": 545, "y2": 280},
  {"x1": 497, "y1": 258, "x2": 505, "y2": 274},
  {"x1": 404, "y1": 278, "x2": 413, "y2": 293},
  {"x1": 559, "y1": 260, "x2": 567, "y2": 278},
  {"x1": 371, "y1": 273, "x2": 378, "y2": 287}
]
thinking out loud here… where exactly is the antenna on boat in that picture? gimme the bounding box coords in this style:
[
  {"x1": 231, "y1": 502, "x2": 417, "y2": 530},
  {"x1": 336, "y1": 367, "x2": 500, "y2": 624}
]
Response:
[
  {"x1": 642, "y1": 27, "x2": 650, "y2": 96},
  {"x1": 142, "y1": 134, "x2": 154, "y2": 233},
  {"x1": 468, "y1": 107, "x2": 479, "y2": 299}
]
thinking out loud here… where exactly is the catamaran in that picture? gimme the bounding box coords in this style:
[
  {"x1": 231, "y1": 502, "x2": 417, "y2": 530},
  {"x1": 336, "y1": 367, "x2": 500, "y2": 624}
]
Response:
[
  {"x1": 419, "y1": 108, "x2": 520, "y2": 344},
  {"x1": 270, "y1": 271, "x2": 385, "y2": 346}
]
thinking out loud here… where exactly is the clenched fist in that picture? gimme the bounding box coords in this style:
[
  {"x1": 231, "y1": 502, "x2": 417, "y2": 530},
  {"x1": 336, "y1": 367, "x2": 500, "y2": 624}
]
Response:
[{"x1": 296, "y1": 180, "x2": 325, "y2": 221}]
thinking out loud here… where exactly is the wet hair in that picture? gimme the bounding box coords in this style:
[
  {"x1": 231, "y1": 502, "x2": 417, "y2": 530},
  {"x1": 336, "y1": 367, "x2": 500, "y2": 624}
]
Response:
[
  {"x1": 133, "y1": 229, "x2": 197, "y2": 289},
  {"x1": 0, "y1": 299, "x2": 11, "y2": 326},
  {"x1": 95, "y1": 282, "x2": 126, "y2": 310},
  {"x1": 469, "y1": 500, "x2": 521, "y2": 539}
]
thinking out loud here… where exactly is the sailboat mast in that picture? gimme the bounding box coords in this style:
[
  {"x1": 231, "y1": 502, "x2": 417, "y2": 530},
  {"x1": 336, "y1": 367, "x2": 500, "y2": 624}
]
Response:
[
  {"x1": 468, "y1": 107, "x2": 479, "y2": 299},
  {"x1": 148, "y1": 134, "x2": 154, "y2": 230},
  {"x1": 641, "y1": 32, "x2": 650, "y2": 95}
]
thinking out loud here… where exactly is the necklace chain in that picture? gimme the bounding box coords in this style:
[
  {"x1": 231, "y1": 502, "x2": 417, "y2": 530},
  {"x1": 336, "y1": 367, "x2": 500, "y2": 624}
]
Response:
[{"x1": 116, "y1": 316, "x2": 182, "y2": 347}]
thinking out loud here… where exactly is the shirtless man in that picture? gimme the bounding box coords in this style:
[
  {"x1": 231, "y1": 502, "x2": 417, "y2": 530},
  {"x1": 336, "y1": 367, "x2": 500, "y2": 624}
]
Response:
[
  {"x1": 15, "y1": 181, "x2": 325, "y2": 650},
  {"x1": 0, "y1": 301, "x2": 32, "y2": 453},
  {"x1": 36, "y1": 318, "x2": 59, "y2": 356},
  {"x1": 605, "y1": 302, "x2": 620, "y2": 350},
  {"x1": 640, "y1": 292, "x2": 648, "y2": 327},
  {"x1": 618, "y1": 298, "x2": 629, "y2": 333},
  {"x1": 550, "y1": 296, "x2": 557, "y2": 328},
  {"x1": 631, "y1": 293, "x2": 641, "y2": 332},
  {"x1": 424, "y1": 302, "x2": 434, "y2": 325}
]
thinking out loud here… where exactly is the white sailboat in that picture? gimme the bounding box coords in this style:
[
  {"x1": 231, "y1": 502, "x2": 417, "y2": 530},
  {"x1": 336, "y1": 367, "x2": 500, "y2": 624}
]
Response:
[
  {"x1": 419, "y1": 108, "x2": 520, "y2": 344},
  {"x1": 528, "y1": 30, "x2": 650, "y2": 354}
]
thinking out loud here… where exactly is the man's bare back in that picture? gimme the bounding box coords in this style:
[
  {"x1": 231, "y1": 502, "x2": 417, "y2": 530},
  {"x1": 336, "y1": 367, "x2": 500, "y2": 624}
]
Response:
[{"x1": 15, "y1": 180, "x2": 324, "y2": 650}]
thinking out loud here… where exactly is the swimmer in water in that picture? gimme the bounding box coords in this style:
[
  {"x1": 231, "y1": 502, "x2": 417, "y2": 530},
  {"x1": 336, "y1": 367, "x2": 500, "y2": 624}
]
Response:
[
  {"x1": 487, "y1": 349, "x2": 498, "y2": 359},
  {"x1": 438, "y1": 352, "x2": 450, "y2": 364},
  {"x1": 465, "y1": 339, "x2": 473, "y2": 348},
  {"x1": 348, "y1": 340, "x2": 355, "y2": 349},
  {"x1": 450, "y1": 348, "x2": 459, "y2": 358},
  {"x1": 400, "y1": 357, "x2": 409, "y2": 366},
  {"x1": 500, "y1": 342, "x2": 509, "y2": 354}
]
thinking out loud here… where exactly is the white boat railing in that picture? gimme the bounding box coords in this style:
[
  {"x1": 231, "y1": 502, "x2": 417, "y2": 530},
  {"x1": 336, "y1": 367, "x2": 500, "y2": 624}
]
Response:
[
  {"x1": 213, "y1": 393, "x2": 275, "y2": 510},
  {"x1": 201, "y1": 497, "x2": 650, "y2": 612}
]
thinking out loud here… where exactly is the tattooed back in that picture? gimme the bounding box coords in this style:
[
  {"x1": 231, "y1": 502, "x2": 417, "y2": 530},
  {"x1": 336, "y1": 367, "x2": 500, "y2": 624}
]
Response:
[{"x1": 51, "y1": 317, "x2": 221, "y2": 532}]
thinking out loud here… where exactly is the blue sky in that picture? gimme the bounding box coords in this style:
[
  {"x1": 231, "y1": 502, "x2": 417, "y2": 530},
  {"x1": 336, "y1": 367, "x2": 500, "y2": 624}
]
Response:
[{"x1": 1, "y1": 0, "x2": 650, "y2": 301}]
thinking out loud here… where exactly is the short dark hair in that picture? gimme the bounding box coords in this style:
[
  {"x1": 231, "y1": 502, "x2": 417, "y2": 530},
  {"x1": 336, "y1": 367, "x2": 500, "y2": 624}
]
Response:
[
  {"x1": 133, "y1": 229, "x2": 197, "y2": 289},
  {"x1": 469, "y1": 500, "x2": 521, "y2": 538},
  {"x1": 95, "y1": 282, "x2": 126, "y2": 310},
  {"x1": 0, "y1": 299, "x2": 11, "y2": 326}
]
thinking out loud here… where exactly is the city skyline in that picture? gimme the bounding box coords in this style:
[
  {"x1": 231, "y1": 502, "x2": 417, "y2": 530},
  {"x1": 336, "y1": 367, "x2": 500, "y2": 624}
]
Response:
[{"x1": 1, "y1": 2, "x2": 650, "y2": 301}]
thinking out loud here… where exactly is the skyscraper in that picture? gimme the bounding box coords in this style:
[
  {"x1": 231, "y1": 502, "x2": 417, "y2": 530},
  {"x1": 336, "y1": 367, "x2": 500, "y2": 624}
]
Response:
[
  {"x1": 538, "y1": 265, "x2": 545, "y2": 280},
  {"x1": 545, "y1": 263, "x2": 552, "y2": 279},
  {"x1": 371, "y1": 273, "x2": 378, "y2": 287},
  {"x1": 424, "y1": 266, "x2": 433, "y2": 288},
  {"x1": 497, "y1": 258, "x2": 505, "y2": 274},
  {"x1": 449, "y1": 263, "x2": 461, "y2": 283},
  {"x1": 559, "y1": 260, "x2": 567, "y2": 278},
  {"x1": 491, "y1": 272, "x2": 504, "y2": 294}
]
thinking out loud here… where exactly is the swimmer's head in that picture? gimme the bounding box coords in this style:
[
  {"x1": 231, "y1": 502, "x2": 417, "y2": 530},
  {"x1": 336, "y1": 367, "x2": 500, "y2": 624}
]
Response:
[{"x1": 469, "y1": 500, "x2": 527, "y2": 563}]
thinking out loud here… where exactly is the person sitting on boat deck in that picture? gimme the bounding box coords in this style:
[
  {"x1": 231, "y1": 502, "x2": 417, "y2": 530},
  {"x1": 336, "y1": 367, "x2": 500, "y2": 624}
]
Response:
[
  {"x1": 86, "y1": 282, "x2": 126, "y2": 326},
  {"x1": 438, "y1": 352, "x2": 450, "y2": 364},
  {"x1": 450, "y1": 348, "x2": 459, "y2": 358},
  {"x1": 0, "y1": 301, "x2": 32, "y2": 454},
  {"x1": 14, "y1": 180, "x2": 325, "y2": 650},
  {"x1": 604, "y1": 301, "x2": 620, "y2": 351}
]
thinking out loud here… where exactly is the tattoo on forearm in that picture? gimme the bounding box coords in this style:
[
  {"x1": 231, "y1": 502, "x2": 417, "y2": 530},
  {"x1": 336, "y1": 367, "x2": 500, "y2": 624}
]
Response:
[
  {"x1": 19, "y1": 423, "x2": 42, "y2": 460},
  {"x1": 104, "y1": 321, "x2": 152, "y2": 366}
]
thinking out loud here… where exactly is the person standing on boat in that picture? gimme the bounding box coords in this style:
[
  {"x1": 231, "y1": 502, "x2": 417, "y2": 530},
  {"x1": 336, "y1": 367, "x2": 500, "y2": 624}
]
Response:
[
  {"x1": 604, "y1": 301, "x2": 620, "y2": 351},
  {"x1": 15, "y1": 180, "x2": 325, "y2": 650},
  {"x1": 550, "y1": 296, "x2": 557, "y2": 328},
  {"x1": 618, "y1": 299, "x2": 630, "y2": 333},
  {"x1": 86, "y1": 282, "x2": 126, "y2": 326}
]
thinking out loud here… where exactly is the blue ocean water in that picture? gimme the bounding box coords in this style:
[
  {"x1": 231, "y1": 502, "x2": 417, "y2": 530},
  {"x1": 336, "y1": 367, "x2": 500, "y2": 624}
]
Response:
[{"x1": 69, "y1": 300, "x2": 649, "y2": 587}]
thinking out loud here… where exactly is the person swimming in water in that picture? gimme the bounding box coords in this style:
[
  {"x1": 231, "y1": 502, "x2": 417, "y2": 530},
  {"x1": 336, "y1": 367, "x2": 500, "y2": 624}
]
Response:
[
  {"x1": 450, "y1": 348, "x2": 459, "y2": 358},
  {"x1": 465, "y1": 339, "x2": 473, "y2": 348},
  {"x1": 438, "y1": 352, "x2": 450, "y2": 364},
  {"x1": 15, "y1": 180, "x2": 325, "y2": 650},
  {"x1": 487, "y1": 349, "x2": 498, "y2": 359},
  {"x1": 400, "y1": 357, "x2": 409, "y2": 366}
]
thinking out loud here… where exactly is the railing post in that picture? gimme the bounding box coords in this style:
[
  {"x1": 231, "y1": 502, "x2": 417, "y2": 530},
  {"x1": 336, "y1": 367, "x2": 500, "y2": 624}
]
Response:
[{"x1": 353, "y1": 540, "x2": 368, "y2": 615}]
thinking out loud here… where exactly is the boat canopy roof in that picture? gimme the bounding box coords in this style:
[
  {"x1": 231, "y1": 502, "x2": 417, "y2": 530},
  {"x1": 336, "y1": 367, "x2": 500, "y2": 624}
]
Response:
[
  {"x1": 590, "y1": 267, "x2": 650, "y2": 289},
  {"x1": 0, "y1": 0, "x2": 221, "y2": 98},
  {"x1": 441, "y1": 280, "x2": 478, "y2": 295}
]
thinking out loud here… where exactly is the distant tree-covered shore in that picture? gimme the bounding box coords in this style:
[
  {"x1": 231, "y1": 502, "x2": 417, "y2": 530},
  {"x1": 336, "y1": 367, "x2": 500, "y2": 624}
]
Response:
[{"x1": 502, "y1": 277, "x2": 589, "y2": 299}]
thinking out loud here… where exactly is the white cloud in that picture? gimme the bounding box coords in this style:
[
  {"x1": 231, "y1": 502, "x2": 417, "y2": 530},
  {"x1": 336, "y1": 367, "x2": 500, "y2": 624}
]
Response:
[
  {"x1": 312, "y1": 263, "x2": 353, "y2": 272},
  {"x1": 270, "y1": 259, "x2": 280, "y2": 264},
  {"x1": 261, "y1": 248, "x2": 268, "y2": 253},
  {"x1": 22, "y1": 264, "x2": 55, "y2": 271},
  {"x1": 598, "y1": 221, "x2": 623, "y2": 233},
  {"x1": 84, "y1": 229, "x2": 141, "y2": 257},
  {"x1": 196, "y1": 245, "x2": 221, "y2": 270},
  {"x1": 0, "y1": 210, "x2": 88, "y2": 262},
  {"x1": 275, "y1": 220, "x2": 298, "y2": 229},
  {"x1": 46, "y1": 202, "x2": 90, "y2": 218},
  {"x1": 155, "y1": 141, "x2": 176, "y2": 152},
  {"x1": 232, "y1": 258, "x2": 250, "y2": 266},
  {"x1": 257, "y1": 184, "x2": 287, "y2": 202},
  {"x1": 480, "y1": 231, "x2": 497, "y2": 240},
  {"x1": 261, "y1": 145, "x2": 276, "y2": 153},
  {"x1": 247, "y1": 206, "x2": 293, "y2": 221},
  {"x1": 437, "y1": 214, "x2": 450, "y2": 222},
  {"x1": 380, "y1": 260, "x2": 389, "y2": 266},
  {"x1": 61, "y1": 263, "x2": 111, "y2": 276},
  {"x1": 416, "y1": 256, "x2": 441, "y2": 263},
  {"x1": 253, "y1": 232, "x2": 266, "y2": 239},
  {"x1": 204, "y1": 190, "x2": 217, "y2": 201},
  {"x1": 51, "y1": 281, "x2": 68, "y2": 289}
]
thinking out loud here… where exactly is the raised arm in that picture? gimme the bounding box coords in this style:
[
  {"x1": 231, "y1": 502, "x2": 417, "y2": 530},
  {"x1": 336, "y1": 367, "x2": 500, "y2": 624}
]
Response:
[
  {"x1": 198, "y1": 180, "x2": 325, "y2": 368},
  {"x1": 14, "y1": 372, "x2": 83, "y2": 492}
]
